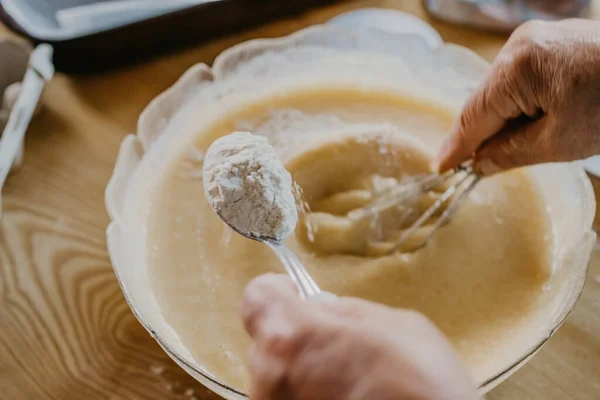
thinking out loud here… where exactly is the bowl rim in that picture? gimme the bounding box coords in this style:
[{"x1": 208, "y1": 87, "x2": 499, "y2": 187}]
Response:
[{"x1": 105, "y1": 17, "x2": 597, "y2": 398}]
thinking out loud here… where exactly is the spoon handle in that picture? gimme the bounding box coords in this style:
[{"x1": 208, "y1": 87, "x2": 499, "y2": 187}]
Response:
[{"x1": 266, "y1": 242, "x2": 322, "y2": 300}]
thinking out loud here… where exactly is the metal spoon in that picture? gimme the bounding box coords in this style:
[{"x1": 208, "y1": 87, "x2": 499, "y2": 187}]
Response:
[{"x1": 216, "y1": 212, "x2": 322, "y2": 300}]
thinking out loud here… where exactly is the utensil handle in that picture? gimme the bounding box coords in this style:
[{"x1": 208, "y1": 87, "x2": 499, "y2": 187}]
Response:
[
  {"x1": 266, "y1": 242, "x2": 322, "y2": 300},
  {"x1": 0, "y1": 44, "x2": 54, "y2": 218}
]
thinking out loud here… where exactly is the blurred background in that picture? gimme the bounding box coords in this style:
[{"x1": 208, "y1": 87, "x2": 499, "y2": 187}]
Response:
[{"x1": 0, "y1": 0, "x2": 593, "y2": 73}]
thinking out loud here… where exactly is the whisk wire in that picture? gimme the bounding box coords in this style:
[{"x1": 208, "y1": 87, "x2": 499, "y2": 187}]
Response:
[
  {"x1": 424, "y1": 175, "x2": 480, "y2": 239},
  {"x1": 392, "y1": 172, "x2": 480, "y2": 252},
  {"x1": 389, "y1": 171, "x2": 468, "y2": 250},
  {"x1": 349, "y1": 170, "x2": 453, "y2": 221},
  {"x1": 362, "y1": 161, "x2": 479, "y2": 254}
]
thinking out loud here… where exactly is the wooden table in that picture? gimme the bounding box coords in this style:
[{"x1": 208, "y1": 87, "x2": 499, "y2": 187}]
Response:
[{"x1": 0, "y1": 1, "x2": 599, "y2": 399}]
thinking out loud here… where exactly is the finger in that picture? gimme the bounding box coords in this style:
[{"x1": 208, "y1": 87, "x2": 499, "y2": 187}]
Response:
[
  {"x1": 317, "y1": 297, "x2": 386, "y2": 322},
  {"x1": 473, "y1": 117, "x2": 552, "y2": 176},
  {"x1": 241, "y1": 273, "x2": 303, "y2": 339},
  {"x1": 247, "y1": 344, "x2": 289, "y2": 400},
  {"x1": 433, "y1": 36, "x2": 550, "y2": 174},
  {"x1": 434, "y1": 72, "x2": 525, "y2": 173}
]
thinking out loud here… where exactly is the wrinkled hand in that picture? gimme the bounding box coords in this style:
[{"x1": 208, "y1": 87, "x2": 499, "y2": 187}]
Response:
[
  {"x1": 435, "y1": 19, "x2": 600, "y2": 176},
  {"x1": 241, "y1": 274, "x2": 479, "y2": 400}
]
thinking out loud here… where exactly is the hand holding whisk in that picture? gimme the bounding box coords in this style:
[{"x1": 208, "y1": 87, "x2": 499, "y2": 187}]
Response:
[{"x1": 360, "y1": 17, "x2": 600, "y2": 255}]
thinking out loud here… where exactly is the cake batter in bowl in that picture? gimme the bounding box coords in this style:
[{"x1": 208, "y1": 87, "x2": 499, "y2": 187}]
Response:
[{"x1": 105, "y1": 25, "x2": 596, "y2": 399}]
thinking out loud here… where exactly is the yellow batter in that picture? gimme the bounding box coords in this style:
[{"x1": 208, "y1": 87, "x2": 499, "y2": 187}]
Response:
[{"x1": 147, "y1": 87, "x2": 554, "y2": 391}]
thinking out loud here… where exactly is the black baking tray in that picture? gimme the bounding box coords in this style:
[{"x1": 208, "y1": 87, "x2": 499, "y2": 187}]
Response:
[{"x1": 0, "y1": 0, "x2": 337, "y2": 74}]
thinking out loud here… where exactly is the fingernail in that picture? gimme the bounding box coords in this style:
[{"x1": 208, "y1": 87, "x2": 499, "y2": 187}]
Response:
[{"x1": 475, "y1": 159, "x2": 501, "y2": 176}]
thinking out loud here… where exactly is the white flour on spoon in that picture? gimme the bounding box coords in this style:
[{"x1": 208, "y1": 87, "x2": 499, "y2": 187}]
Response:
[{"x1": 202, "y1": 131, "x2": 298, "y2": 241}]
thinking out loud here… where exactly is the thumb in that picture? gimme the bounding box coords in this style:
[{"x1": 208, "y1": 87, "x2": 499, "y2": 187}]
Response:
[
  {"x1": 241, "y1": 274, "x2": 304, "y2": 339},
  {"x1": 473, "y1": 117, "x2": 553, "y2": 176},
  {"x1": 434, "y1": 63, "x2": 533, "y2": 173}
]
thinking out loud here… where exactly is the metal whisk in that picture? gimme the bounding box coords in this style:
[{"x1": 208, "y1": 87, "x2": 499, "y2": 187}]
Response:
[{"x1": 349, "y1": 161, "x2": 480, "y2": 254}]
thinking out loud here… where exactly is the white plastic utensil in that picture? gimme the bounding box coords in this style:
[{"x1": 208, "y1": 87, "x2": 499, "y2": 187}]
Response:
[{"x1": 0, "y1": 44, "x2": 54, "y2": 218}]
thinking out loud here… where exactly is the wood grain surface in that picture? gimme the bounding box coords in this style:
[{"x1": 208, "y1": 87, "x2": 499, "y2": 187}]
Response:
[{"x1": 0, "y1": 1, "x2": 599, "y2": 399}]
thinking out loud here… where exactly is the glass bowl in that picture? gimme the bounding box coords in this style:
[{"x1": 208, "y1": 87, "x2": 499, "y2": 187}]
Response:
[{"x1": 105, "y1": 12, "x2": 596, "y2": 399}]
